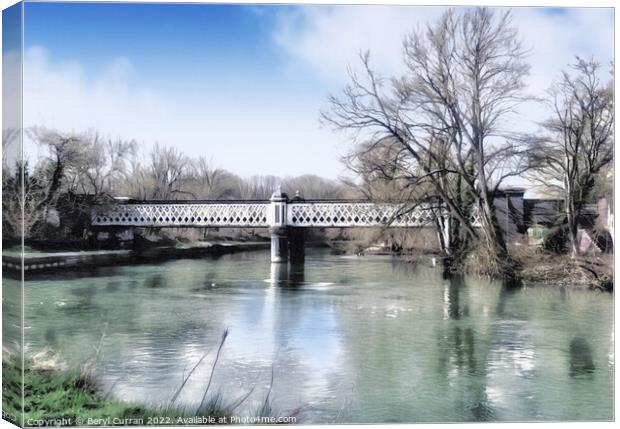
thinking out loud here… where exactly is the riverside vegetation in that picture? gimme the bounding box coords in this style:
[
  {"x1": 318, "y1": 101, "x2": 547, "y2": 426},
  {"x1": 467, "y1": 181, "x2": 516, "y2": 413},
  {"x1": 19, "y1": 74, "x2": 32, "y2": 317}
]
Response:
[{"x1": 2, "y1": 331, "x2": 298, "y2": 426}]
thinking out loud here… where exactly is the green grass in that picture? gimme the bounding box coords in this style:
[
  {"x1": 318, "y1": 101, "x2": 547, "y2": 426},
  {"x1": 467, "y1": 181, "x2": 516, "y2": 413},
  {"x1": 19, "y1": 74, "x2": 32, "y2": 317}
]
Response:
[
  {"x1": 2, "y1": 358, "x2": 23, "y2": 426},
  {"x1": 2, "y1": 330, "x2": 296, "y2": 427},
  {"x1": 2, "y1": 357, "x2": 238, "y2": 427}
]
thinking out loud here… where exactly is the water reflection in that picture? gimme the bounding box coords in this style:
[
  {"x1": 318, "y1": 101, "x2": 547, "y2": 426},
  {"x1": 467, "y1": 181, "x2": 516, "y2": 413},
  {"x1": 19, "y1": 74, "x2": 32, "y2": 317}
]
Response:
[
  {"x1": 267, "y1": 263, "x2": 306, "y2": 288},
  {"x1": 268, "y1": 263, "x2": 289, "y2": 287},
  {"x1": 145, "y1": 274, "x2": 165, "y2": 288},
  {"x1": 569, "y1": 337, "x2": 596, "y2": 378},
  {"x1": 44, "y1": 327, "x2": 58, "y2": 346},
  {"x1": 288, "y1": 264, "x2": 305, "y2": 287},
  {"x1": 437, "y1": 276, "x2": 495, "y2": 421},
  {"x1": 495, "y1": 281, "x2": 523, "y2": 317},
  {"x1": 442, "y1": 276, "x2": 469, "y2": 320}
]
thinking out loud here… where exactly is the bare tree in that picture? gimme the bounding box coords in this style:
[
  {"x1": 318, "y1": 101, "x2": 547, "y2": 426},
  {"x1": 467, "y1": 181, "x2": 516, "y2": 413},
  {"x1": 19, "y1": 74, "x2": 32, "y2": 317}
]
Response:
[
  {"x1": 237, "y1": 175, "x2": 279, "y2": 199},
  {"x1": 147, "y1": 143, "x2": 194, "y2": 200},
  {"x1": 117, "y1": 147, "x2": 239, "y2": 201},
  {"x1": 1, "y1": 161, "x2": 49, "y2": 239},
  {"x1": 2, "y1": 127, "x2": 90, "y2": 238},
  {"x1": 189, "y1": 157, "x2": 240, "y2": 199},
  {"x1": 323, "y1": 7, "x2": 530, "y2": 275},
  {"x1": 527, "y1": 58, "x2": 614, "y2": 255},
  {"x1": 2, "y1": 127, "x2": 20, "y2": 173},
  {"x1": 71, "y1": 134, "x2": 137, "y2": 197},
  {"x1": 26, "y1": 127, "x2": 91, "y2": 220},
  {"x1": 282, "y1": 174, "x2": 344, "y2": 199}
]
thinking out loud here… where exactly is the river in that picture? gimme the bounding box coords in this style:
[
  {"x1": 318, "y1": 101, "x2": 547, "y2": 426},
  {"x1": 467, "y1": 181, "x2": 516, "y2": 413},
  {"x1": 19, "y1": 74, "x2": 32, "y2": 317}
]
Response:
[{"x1": 3, "y1": 248, "x2": 614, "y2": 422}]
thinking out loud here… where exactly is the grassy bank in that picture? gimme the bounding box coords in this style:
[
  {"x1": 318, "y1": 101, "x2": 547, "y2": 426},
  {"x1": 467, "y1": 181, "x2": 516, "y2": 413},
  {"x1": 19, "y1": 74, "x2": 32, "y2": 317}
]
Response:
[
  {"x1": 2, "y1": 333, "x2": 294, "y2": 426},
  {"x1": 2, "y1": 357, "x2": 234, "y2": 427}
]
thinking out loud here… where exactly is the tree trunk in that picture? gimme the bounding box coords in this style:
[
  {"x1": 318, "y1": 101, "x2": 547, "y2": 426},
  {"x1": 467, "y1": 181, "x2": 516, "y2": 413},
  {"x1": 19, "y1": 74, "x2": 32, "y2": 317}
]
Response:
[
  {"x1": 473, "y1": 137, "x2": 511, "y2": 275},
  {"x1": 477, "y1": 184, "x2": 513, "y2": 277},
  {"x1": 565, "y1": 197, "x2": 579, "y2": 257}
]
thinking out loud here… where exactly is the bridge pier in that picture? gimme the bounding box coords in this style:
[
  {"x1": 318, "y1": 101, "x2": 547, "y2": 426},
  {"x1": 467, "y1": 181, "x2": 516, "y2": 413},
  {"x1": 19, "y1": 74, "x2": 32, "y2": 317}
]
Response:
[
  {"x1": 288, "y1": 192, "x2": 306, "y2": 264},
  {"x1": 289, "y1": 227, "x2": 305, "y2": 263},
  {"x1": 269, "y1": 189, "x2": 306, "y2": 264},
  {"x1": 269, "y1": 189, "x2": 289, "y2": 263}
]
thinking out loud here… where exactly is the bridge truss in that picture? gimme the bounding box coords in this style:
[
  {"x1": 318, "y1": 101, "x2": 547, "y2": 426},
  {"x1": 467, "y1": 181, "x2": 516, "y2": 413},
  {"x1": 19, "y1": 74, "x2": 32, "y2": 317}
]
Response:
[{"x1": 91, "y1": 199, "x2": 480, "y2": 229}]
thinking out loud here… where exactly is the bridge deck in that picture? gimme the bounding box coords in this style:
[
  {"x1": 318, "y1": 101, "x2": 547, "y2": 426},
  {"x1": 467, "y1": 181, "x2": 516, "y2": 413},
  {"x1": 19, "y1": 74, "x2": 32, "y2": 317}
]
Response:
[{"x1": 91, "y1": 200, "x2": 450, "y2": 228}]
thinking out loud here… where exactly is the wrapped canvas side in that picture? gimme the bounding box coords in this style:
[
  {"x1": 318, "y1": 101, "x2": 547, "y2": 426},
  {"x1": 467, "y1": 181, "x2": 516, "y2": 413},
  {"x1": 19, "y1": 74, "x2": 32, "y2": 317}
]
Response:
[{"x1": 2, "y1": 2, "x2": 24, "y2": 427}]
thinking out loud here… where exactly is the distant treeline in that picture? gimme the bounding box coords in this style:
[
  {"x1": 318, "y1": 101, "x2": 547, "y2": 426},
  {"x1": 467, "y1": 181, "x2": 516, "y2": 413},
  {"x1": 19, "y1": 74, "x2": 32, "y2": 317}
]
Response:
[{"x1": 1, "y1": 127, "x2": 355, "y2": 241}]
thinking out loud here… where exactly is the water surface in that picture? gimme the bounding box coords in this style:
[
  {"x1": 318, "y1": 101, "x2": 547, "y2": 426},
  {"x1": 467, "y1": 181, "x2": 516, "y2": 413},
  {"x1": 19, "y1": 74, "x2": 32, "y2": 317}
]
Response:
[{"x1": 8, "y1": 249, "x2": 614, "y2": 422}]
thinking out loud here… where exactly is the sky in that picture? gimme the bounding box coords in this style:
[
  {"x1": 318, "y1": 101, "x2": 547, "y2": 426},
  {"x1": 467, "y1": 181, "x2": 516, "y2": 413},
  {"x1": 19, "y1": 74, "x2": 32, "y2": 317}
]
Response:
[{"x1": 10, "y1": 2, "x2": 615, "y2": 180}]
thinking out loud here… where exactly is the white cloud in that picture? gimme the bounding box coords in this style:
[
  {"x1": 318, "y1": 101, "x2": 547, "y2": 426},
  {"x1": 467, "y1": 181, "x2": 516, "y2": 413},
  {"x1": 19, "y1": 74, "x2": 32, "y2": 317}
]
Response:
[
  {"x1": 511, "y1": 8, "x2": 613, "y2": 92},
  {"x1": 274, "y1": 5, "x2": 443, "y2": 83},
  {"x1": 2, "y1": 50, "x2": 22, "y2": 131},
  {"x1": 22, "y1": 46, "x2": 347, "y2": 179},
  {"x1": 24, "y1": 47, "x2": 170, "y2": 159},
  {"x1": 2, "y1": 49, "x2": 23, "y2": 165},
  {"x1": 274, "y1": 6, "x2": 613, "y2": 127}
]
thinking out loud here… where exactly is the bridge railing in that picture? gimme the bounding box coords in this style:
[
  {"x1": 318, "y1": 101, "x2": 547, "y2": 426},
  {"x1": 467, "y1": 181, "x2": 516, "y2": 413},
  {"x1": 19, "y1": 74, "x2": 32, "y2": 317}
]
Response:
[
  {"x1": 91, "y1": 198, "x2": 481, "y2": 228},
  {"x1": 91, "y1": 201, "x2": 271, "y2": 227},
  {"x1": 288, "y1": 202, "x2": 442, "y2": 227}
]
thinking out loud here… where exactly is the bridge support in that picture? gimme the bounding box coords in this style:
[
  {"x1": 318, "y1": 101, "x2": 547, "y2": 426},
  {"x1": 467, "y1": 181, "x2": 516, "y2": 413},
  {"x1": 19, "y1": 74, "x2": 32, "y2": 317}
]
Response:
[
  {"x1": 289, "y1": 227, "x2": 305, "y2": 263},
  {"x1": 269, "y1": 189, "x2": 306, "y2": 264},
  {"x1": 289, "y1": 192, "x2": 305, "y2": 263},
  {"x1": 270, "y1": 189, "x2": 289, "y2": 263}
]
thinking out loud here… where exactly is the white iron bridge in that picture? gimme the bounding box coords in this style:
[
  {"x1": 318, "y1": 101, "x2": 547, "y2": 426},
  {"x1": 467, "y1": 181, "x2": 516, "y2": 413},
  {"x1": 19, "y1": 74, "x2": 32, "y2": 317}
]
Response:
[
  {"x1": 91, "y1": 200, "x2": 449, "y2": 228},
  {"x1": 91, "y1": 192, "x2": 479, "y2": 263}
]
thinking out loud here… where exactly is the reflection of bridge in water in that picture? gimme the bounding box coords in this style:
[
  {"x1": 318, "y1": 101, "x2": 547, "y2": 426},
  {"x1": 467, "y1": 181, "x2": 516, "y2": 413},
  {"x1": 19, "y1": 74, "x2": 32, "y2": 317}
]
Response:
[{"x1": 92, "y1": 190, "x2": 477, "y2": 263}]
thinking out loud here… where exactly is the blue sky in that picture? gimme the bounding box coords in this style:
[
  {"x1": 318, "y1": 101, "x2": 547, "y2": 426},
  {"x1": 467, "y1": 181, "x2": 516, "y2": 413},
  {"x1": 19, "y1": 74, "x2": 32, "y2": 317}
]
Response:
[
  {"x1": 25, "y1": 3, "x2": 290, "y2": 87},
  {"x1": 15, "y1": 2, "x2": 615, "y2": 180},
  {"x1": 2, "y1": 1, "x2": 21, "y2": 53}
]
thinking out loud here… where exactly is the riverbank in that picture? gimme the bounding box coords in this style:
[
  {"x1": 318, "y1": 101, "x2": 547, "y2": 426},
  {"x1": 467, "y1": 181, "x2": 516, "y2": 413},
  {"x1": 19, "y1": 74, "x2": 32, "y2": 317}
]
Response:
[
  {"x1": 2, "y1": 241, "x2": 270, "y2": 277},
  {"x1": 333, "y1": 241, "x2": 613, "y2": 291},
  {"x1": 2, "y1": 337, "x2": 296, "y2": 428},
  {"x1": 1, "y1": 355, "x2": 233, "y2": 427},
  {"x1": 3, "y1": 237, "x2": 612, "y2": 290},
  {"x1": 517, "y1": 251, "x2": 613, "y2": 291},
  {"x1": 463, "y1": 249, "x2": 613, "y2": 291}
]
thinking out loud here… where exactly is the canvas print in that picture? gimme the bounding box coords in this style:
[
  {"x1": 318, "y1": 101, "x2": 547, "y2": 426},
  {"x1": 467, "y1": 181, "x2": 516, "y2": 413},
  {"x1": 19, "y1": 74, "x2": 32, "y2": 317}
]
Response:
[{"x1": 1, "y1": 1, "x2": 614, "y2": 426}]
